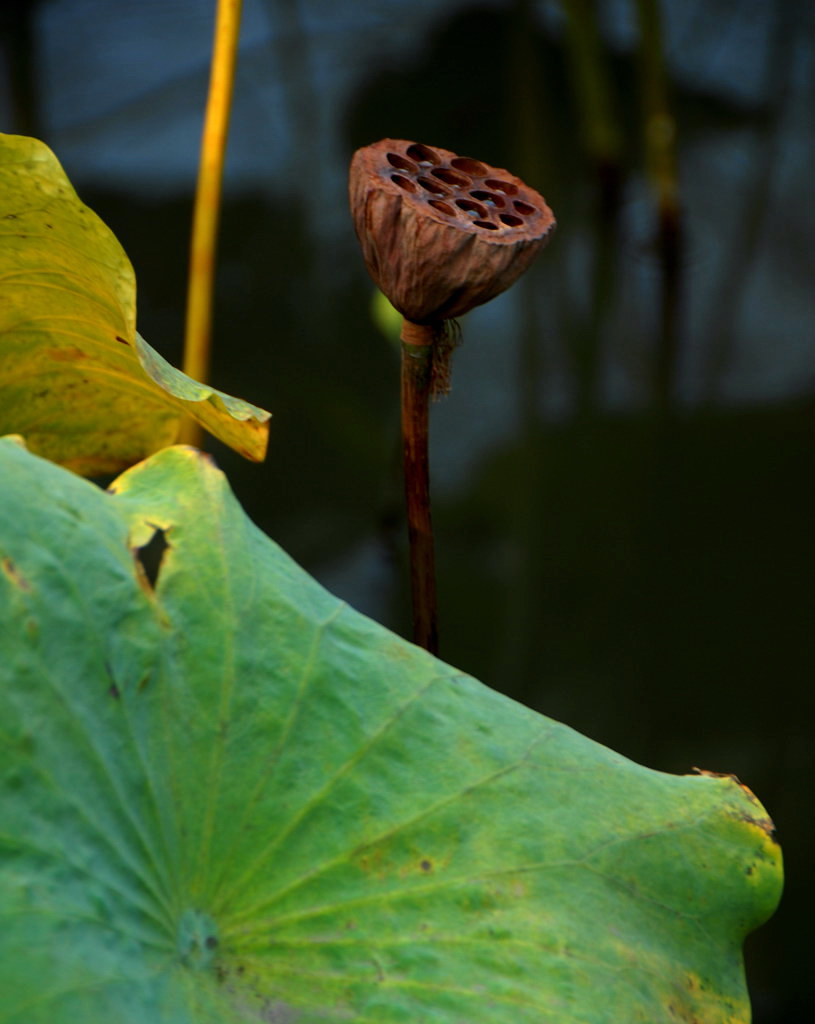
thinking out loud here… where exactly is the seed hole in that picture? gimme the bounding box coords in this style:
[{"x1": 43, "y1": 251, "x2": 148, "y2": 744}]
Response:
[
  {"x1": 429, "y1": 199, "x2": 456, "y2": 216},
  {"x1": 486, "y1": 178, "x2": 518, "y2": 195},
  {"x1": 451, "y1": 156, "x2": 489, "y2": 176},
  {"x1": 387, "y1": 152, "x2": 418, "y2": 173},
  {"x1": 455, "y1": 198, "x2": 488, "y2": 218},
  {"x1": 391, "y1": 174, "x2": 417, "y2": 193},
  {"x1": 474, "y1": 220, "x2": 498, "y2": 230},
  {"x1": 470, "y1": 190, "x2": 505, "y2": 207},
  {"x1": 499, "y1": 213, "x2": 524, "y2": 227},
  {"x1": 513, "y1": 200, "x2": 536, "y2": 215},
  {"x1": 432, "y1": 167, "x2": 471, "y2": 188},
  {"x1": 406, "y1": 143, "x2": 441, "y2": 166},
  {"x1": 418, "y1": 176, "x2": 449, "y2": 195}
]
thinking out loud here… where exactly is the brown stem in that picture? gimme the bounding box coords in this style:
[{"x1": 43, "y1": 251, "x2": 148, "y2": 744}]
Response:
[{"x1": 400, "y1": 319, "x2": 438, "y2": 655}]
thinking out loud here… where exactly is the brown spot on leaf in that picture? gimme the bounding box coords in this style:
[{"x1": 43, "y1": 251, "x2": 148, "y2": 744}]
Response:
[
  {"x1": 357, "y1": 848, "x2": 382, "y2": 872},
  {"x1": 739, "y1": 811, "x2": 778, "y2": 841},
  {"x1": 692, "y1": 766, "x2": 741, "y2": 783},
  {"x1": 420, "y1": 859, "x2": 432, "y2": 872},
  {"x1": 115, "y1": 335, "x2": 129, "y2": 345},
  {"x1": 47, "y1": 347, "x2": 87, "y2": 362},
  {"x1": 693, "y1": 767, "x2": 778, "y2": 840},
  {"x1": 2, "y1": 556, "x2": 31, "y2": 591}
]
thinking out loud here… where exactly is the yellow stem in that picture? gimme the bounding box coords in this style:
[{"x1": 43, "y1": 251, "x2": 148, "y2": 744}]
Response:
[{"x1": 179, "y1": 0, "x2": 242, "y2": 446}]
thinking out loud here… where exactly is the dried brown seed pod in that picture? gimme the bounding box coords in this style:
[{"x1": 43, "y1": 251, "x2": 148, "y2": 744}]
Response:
[{"x1": 349, "y1": 138, "x2": 556, "y2": 325}]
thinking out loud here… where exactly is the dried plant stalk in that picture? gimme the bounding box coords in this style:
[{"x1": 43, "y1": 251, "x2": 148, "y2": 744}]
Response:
[
  {"x1": 349, "y1": 139, "x2": 556, "y2": 654},
  {"x1": 349, "y1": 139, "x2": 555, "y2": 325}
]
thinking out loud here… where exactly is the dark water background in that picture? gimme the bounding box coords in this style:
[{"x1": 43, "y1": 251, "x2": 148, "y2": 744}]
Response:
[{"x1": 2, "y1": 1, "x2": 813, "y2": 1019}]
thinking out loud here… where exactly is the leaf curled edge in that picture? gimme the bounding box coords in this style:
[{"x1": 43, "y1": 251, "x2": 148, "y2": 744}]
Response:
[{"x1": 0, "y1": 133, "x2": 270, "y2": 473}]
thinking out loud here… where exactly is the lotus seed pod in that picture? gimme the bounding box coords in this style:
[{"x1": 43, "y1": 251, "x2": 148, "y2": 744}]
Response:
[{"x1": 349, "y1": 139, "x2": 556, "y2": 325}]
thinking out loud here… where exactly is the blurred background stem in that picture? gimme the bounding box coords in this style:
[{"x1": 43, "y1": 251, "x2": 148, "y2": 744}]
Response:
[
  {"x1": 634, "y1": 0, "x2": 682, "y2": 412},
  {"x1": 179, "y1": 0, "x2": 242, "y2": 447},
  {"x1": 561, "y1": 0, "x2": 622, "y2": 212}
]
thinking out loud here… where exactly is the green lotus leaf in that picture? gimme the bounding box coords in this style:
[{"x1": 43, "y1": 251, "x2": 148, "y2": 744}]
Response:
[
  {"x1": 0, "y1": 436, "x2": 782, "y2": 1023},
  {"x1": 0, "y1": 133, "x2": 269, "y2": 476}
]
